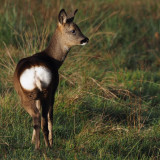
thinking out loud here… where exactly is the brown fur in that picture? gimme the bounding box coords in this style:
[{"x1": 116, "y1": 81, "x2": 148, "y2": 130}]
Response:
[{"x1": 13, "y1": 9, "x2": 89, "y2": 149}]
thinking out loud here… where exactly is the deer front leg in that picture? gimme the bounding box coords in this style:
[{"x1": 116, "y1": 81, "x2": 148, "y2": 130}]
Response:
[
  {"x1": 48, "y1": 106, "x2": 53, "y2": 147},
  {"x1": 41, "y1": 100, "x2": 50, "y2": 147}
]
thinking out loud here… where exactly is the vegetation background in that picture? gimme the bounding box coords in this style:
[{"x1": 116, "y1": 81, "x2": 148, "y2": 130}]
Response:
[{"x1": 0, "y1": 0, "x2": 160, "y2": 159}]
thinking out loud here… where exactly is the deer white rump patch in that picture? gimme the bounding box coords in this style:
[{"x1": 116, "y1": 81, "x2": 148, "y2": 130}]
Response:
[{"x1": 20, "y1": 66, "x2": 52, "y2": 91}]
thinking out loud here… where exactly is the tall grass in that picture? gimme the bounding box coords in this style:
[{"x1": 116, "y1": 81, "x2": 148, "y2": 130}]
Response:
[{"x1": 0, "y1": 0, "x2": 160, "y2": 159}]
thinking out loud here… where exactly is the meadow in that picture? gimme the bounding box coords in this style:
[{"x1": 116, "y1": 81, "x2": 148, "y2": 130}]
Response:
[{"x1": 0, "y1": 0, "x2": 160, "y2": 159}]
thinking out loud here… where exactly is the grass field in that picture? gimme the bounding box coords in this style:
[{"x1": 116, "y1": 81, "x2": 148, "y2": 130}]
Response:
[{"x1": 0, "y1": 0, "x2": 160, "y2": 159}]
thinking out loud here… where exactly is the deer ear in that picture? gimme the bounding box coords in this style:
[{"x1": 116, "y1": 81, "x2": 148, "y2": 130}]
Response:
[
  {"x1": 58, "y1": 9, "x2": 67, "y2": 24},
  {"x1": 74, "y1": 9, "x2": 78, "y2": 16},
  {"x1": 66, "y1": 9, "x2": 78, "y2": 23}
]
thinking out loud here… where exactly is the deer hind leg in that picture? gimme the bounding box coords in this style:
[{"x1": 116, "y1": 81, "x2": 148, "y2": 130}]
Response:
[
  {"x1": 23, "y1": 101, "x2": 41, "y2": 150},
  {"x1": 32, "y1": 100, "x2": 41, "y2": 144},
  {"x1": 48, "y1": 106, "x2": 53, "y2": 147},
  {"x1": 41, "y1": 100, "x2": 50, "y2": 147}
]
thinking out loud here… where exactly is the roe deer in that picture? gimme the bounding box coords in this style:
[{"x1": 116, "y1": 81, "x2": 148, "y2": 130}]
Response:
[{"x1": 14, "y1": 9, "x2": 89, "y2": 150}]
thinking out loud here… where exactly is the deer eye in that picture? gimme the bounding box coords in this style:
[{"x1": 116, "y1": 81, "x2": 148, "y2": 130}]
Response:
[{"x1": 71, "y1": 30, "x2": 76, "y2": 34}]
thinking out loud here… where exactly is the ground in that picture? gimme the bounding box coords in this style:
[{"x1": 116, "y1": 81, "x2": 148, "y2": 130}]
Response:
[{"x1": 0, "y1": 0, "x2": 160, "y2": 159}]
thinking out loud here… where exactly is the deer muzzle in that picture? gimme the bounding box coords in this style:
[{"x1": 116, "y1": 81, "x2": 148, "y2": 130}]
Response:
[{"x1": 80, "y1": 37, "x2": 89, "y2": 45}]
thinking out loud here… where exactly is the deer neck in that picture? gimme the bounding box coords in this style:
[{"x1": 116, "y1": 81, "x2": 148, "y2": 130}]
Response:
[{"x1": 45, "y1": 28, "x2": 70, "y2": 67}]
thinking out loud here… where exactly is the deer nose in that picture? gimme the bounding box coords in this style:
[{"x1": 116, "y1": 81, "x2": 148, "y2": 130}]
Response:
[{"x1": 81, "y1": 37, "x2": 89, "y2": 45}]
